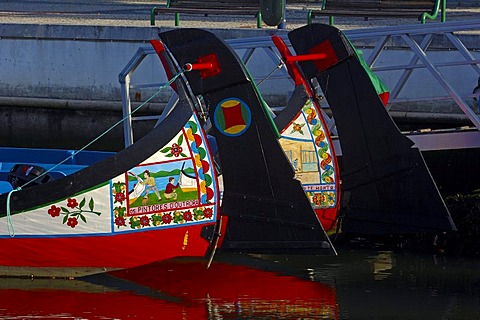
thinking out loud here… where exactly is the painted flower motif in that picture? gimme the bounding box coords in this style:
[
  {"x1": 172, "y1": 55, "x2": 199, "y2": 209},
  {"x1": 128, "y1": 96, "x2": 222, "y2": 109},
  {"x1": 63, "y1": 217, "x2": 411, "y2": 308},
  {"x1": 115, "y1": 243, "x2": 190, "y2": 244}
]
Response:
[
  {"x1": 67, "y1": 198, "x2": 78, "y2": 209},
  {"x1": 129, "y1": 216, "x2": 141, "y2": 229},
  {"x1": 293, "y1": 123, "x2": 303, "y2": 131},
  {"x1": 326, "y1": 192, "x2": 335, "y2": 205},
  {"x1": 114, "y1": 206, "x2": 126, "y2": 217},
  {"x1": 173, "y1": 211, "x2": 184, "y2": 224},
  {"x1": 152, "y1": 214, "x2": 163, "y2": 226},
  {"x1": 312, "y1": 193, "x2": 326, "y2": 206},
  {"x1": 112, "y1": 181, "x2": 126, "y2": 194},
  {"x1": 170, "y1": 143, "x2": 183, "y2": 157},
  {"x1": 115, "y1": 192, "x2": 126, "y2": 204},
  {"x1": 50, "y1": 197, "x2": 101, "y2": 228},
  {"x1": 306, "y1": 108, "x2": 317, "y2": 124},
  {"x1": 290, "y1": 122, "x2": 305, "y2": 135},
  {"x1": 140, "y1": 215, "x2": 150, "y2": 227},
  {"x1": 67, "y1": 217, "x2": 78, "y2": 228},
  {"x1": 160, "y1": 135, "x2": 186, "y2": 158},
  {"x1": 115, "y1": 216, "x2": 126, "y2": 227},
  {"x1": 48, "y1": 205, "x2": 61, "y2": 217},
  {"x1": 183, "y1": 210, "x2": 193, "y2": 222},
  {"x1": 162, "y1": 213, "x2": 172, "y2": 224},
  {"x1": 203, "y1": 207, "x2": 213, "y2": 219}
]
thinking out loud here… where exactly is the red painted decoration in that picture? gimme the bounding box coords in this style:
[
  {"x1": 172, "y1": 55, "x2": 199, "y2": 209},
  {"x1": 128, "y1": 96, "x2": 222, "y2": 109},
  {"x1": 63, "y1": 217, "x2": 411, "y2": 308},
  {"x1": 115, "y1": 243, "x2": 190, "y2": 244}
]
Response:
[{"x1": 310, "y1": 40, "x2": 339, "y2": 72}]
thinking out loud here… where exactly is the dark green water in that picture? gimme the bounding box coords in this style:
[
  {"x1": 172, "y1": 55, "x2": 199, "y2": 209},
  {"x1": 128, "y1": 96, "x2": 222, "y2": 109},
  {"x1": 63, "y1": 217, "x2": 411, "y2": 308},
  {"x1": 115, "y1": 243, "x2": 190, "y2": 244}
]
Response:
[{"x1": 251, "y1": 248, "x2": 480, "y2": 319}]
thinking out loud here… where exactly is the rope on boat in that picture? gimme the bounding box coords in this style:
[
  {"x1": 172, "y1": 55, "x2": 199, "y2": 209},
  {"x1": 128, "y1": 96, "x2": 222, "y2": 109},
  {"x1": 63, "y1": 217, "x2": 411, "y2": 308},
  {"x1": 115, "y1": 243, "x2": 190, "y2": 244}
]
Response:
[
  {"x1": 6, "y1": 187, "x2": 21, "y2": 237},
  {"x1": 256, "y1": 61, "x2": 285, "y2": 87},
  {"x1": 19, "y1": 70, "x2": 186, "y2": 190},
  {"x1": 4, "y1": 70, "x2": 186, "y2": 236}
]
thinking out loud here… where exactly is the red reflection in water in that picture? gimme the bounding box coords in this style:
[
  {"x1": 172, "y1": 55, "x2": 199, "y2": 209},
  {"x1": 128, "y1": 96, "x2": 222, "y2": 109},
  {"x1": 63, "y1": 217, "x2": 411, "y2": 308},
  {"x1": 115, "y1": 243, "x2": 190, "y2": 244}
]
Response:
[
  {"x1": 111, "y1": 258, "x2": 338, "y2": 319},
  {"x1": 0, "y1": 289, "x2": 188, "y2": 319},
  {"x1": 0, "y1": 259, "x2": 337, "y2": 319}
]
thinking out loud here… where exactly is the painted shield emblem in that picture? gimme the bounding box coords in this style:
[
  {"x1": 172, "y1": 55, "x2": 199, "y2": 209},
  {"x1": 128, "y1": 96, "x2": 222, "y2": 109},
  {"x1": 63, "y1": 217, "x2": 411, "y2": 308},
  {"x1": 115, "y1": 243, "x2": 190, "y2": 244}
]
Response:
[{"x1": 214, "y1": 98, "x2": 252, "y2": 137}]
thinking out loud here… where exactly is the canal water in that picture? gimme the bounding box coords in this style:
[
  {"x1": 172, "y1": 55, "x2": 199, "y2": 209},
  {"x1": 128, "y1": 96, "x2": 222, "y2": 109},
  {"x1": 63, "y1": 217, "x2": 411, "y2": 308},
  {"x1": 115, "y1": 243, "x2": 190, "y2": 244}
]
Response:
[{"x1": 0, "y1": 243, "x2": 479, "y2": 319}]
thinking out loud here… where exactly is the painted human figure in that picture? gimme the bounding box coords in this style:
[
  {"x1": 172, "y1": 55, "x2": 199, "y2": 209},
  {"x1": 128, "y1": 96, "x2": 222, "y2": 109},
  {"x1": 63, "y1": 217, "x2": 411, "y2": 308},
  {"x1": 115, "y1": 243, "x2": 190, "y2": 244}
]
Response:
[
  {"x1": 139, "y1": 170, "x2": 162, "y2": 202},
  {"x1": 164, "y1": 177, "x2": 180, "y2": 201}
]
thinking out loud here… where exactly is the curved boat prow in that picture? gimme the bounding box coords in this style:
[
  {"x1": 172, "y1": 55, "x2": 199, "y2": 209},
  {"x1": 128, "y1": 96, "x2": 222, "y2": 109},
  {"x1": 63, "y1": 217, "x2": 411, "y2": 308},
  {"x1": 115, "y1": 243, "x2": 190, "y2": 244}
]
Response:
[
  {"x1": 288, "y1": 24, "x2": 456, "y2": 235},
  {"x1": 159, "y1": 28, "x2": 335, "y2": 254},
  {"x1": 0, "y1": 39, "x2": 221, "y2": 277},
  {"x1": 272, "y1": 35, "x2": 341, "y2": 233}
]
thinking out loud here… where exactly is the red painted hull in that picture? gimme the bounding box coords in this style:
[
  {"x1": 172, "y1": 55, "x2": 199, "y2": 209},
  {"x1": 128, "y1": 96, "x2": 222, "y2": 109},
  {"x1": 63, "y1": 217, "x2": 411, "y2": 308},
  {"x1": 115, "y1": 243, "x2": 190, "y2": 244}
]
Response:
[
  {"x1": 316, "y1": 207, "x2": 339, "y2": 232},
  {"x1": 0, "y1": 223, "x2": 215, "y2": 276}
]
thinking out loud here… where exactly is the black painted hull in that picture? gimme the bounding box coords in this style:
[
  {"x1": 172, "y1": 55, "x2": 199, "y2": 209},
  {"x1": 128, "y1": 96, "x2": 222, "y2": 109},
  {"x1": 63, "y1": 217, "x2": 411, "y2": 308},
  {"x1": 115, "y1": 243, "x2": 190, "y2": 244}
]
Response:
[{"x1": 159, "y1": 28, "x2": 336, "y2": 254}]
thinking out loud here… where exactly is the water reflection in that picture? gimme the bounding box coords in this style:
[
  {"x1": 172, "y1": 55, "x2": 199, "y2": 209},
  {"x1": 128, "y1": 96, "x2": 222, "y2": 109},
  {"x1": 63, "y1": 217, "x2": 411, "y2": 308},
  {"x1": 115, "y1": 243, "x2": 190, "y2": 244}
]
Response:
[
  {"x1": 0, "y1": 248, "x2": 479, "y2": 319},
  {"x1": 372, "y1": 251, "x2": 394, "y2": 281},
  {"x1": 250, "y1": 246, "x2": 480, "y2": 319},
  {"x1": 108, "y1": 258, "x2": 338, "y2": 319},
  {"x1": 0, "y1": 258, "x2": 337, "y2": 319}
]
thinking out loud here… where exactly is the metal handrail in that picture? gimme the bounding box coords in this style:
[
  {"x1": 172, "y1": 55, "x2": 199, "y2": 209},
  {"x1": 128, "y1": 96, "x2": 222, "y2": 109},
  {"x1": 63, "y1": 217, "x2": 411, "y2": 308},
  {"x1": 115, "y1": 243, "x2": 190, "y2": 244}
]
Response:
[{"x1": 119, "y1": 20, "x2": 480, "y2": 146}]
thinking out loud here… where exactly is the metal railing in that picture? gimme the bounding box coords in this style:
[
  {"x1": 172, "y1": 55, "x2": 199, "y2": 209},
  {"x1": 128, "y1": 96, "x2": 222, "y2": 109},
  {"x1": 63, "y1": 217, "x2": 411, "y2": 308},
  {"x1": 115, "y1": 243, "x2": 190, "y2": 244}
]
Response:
[{"x1": 119, "y1": 20, "x2": 480, "y2": 149}]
